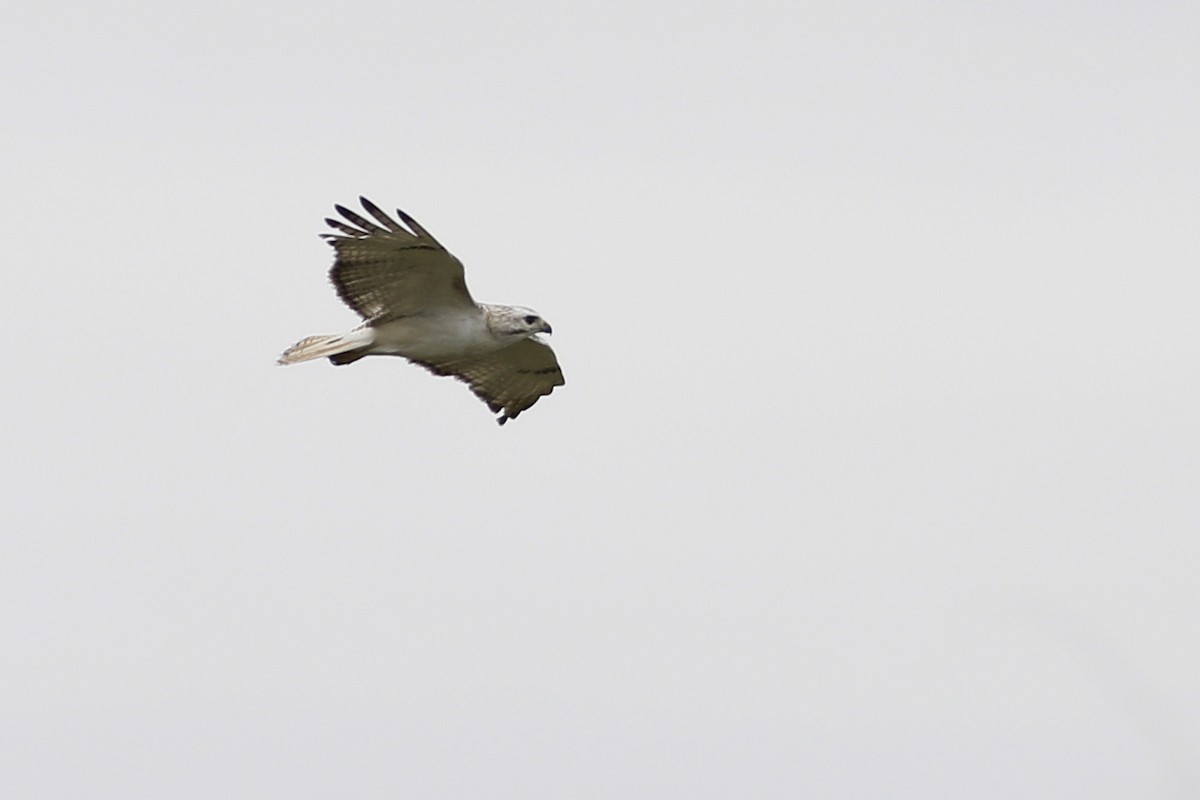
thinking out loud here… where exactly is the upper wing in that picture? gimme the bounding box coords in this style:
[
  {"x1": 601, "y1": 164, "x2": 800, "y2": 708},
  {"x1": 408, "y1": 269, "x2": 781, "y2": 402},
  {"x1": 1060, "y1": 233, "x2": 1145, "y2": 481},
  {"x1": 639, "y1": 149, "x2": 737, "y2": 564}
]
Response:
[
  {"x1": 414, "y1": 338, "x2": 565, "y2": 425},
  {"x1": 321, "y1": 197, "x2": 477, "y2": 323}
]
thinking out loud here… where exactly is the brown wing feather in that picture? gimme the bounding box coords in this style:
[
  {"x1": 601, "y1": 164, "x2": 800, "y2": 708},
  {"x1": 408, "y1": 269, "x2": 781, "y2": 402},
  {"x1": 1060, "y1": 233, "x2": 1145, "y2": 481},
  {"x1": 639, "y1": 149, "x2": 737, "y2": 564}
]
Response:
[
  {"x1": 413, "y1": 338, "x2": 565, "y2": 425},
  {"x1": 321, "y1": 198, "x2": 475, "y2": 323}
]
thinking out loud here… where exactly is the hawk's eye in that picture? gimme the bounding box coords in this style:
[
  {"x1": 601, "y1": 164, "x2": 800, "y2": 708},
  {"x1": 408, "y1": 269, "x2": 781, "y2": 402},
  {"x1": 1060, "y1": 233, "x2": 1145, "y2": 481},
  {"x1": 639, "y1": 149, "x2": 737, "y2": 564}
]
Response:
[{"x1": 523, "y1": 315, "x2": 538, "y2": 325}]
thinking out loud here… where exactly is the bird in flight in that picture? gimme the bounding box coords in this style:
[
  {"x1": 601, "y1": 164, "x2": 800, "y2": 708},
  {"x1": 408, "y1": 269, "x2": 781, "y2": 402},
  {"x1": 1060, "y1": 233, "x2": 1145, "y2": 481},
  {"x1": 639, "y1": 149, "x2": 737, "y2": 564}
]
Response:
[{"x1": 278, "y1": 198, "x2": 564, "y2": 425}]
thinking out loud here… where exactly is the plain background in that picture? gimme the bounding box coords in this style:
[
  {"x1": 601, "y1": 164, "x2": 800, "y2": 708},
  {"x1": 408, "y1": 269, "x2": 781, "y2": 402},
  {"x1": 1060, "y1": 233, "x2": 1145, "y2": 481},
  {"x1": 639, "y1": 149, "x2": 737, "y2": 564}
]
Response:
[{"x1": 3, "y1": 1, "x2": 1198, "y2": 797}]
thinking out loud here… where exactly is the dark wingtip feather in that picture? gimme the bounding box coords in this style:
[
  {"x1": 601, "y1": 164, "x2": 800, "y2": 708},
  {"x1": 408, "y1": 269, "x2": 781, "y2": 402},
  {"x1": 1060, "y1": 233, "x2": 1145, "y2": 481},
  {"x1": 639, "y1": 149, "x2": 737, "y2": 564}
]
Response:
[
  {"x1": 359, "y1": 196, "x2": 402, "y2": 231},
  {"x1": 323, "y1": 217, "x2": 362, "y2": 238},
  {"x1": 334, "y1": 204, "x2": 388, "y2": 235},
  {"x1": 393, "y1": 207, "x2": 421, "y2": 230},
  {"x1": 392, "y1": 207, "x2": 443, "y2": 247}
]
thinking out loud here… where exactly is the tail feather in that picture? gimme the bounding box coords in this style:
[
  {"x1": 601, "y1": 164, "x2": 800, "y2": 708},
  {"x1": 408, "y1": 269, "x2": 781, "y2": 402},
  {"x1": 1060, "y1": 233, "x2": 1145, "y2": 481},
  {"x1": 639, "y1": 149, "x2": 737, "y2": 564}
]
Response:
[{"x1": 277, "y1": 330, "x2": 372, "y2": 365}]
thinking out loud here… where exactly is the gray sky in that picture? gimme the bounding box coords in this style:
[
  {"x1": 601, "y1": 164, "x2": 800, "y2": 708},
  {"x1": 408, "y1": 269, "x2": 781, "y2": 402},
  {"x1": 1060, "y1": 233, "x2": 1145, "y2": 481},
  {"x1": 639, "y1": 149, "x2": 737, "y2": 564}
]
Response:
[{"x1": 3, "y1": 1, "x2": 1198, "y2": 797}]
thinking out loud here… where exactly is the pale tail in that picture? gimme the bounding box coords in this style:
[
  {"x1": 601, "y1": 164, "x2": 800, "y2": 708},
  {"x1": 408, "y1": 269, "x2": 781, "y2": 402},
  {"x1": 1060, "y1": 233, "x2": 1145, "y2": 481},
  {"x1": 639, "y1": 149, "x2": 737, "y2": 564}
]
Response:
[{"x1": 277, "y1": 330, "x2": 372, "y2": 365}]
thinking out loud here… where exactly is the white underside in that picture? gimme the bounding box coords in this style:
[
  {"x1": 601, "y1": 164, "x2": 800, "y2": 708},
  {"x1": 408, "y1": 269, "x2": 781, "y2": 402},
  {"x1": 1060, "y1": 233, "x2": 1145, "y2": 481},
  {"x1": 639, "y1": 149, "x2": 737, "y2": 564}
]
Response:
[
  {"x1": 365, "y1": 311, "x2": 502, "y2": 360},
  {"x1": 279, "y1": 307, "x2": 521, "y2": 367}
]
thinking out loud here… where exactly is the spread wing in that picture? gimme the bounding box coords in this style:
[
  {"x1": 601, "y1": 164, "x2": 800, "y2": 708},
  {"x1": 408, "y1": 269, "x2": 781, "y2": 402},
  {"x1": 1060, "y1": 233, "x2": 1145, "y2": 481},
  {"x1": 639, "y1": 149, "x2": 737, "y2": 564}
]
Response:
[
  {"x1": 414, "y1": 338, "x2": 565, "y2": 425},
  {"x1": 321, "y1": 197, "x2": 477, "y2": 323}
]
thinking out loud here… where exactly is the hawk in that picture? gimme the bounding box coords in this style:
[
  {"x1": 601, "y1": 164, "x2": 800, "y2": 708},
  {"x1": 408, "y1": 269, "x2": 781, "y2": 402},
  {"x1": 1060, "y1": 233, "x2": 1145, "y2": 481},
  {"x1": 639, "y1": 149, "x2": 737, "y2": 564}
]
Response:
[{"x1": 278, "y1": 198, "x2": 564, "y2": 425}]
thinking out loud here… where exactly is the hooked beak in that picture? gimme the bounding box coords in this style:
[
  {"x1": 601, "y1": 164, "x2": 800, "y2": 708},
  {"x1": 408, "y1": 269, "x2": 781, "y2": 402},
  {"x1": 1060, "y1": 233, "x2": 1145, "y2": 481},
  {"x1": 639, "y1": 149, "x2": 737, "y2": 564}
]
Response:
[{"x1": 541, "y1": 323, "x2": 553, "y2": 335}]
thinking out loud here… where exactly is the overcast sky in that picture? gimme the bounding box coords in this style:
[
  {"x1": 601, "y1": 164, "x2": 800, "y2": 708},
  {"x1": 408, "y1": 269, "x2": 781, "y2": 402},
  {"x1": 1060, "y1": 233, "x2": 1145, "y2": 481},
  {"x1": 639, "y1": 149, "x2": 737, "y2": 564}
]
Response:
[{"x1": 3, "y1": 1, "x2": 1198, "y2": 797}]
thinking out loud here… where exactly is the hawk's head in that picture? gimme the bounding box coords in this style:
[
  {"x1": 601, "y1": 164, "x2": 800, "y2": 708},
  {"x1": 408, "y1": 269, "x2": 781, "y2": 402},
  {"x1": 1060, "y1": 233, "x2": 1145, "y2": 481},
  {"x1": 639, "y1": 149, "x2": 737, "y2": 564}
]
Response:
[{"x1": 485, "y1": 305, "x2": 554, "y2": 342}]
